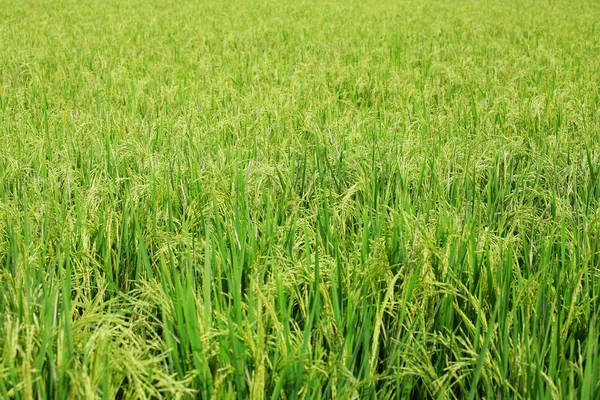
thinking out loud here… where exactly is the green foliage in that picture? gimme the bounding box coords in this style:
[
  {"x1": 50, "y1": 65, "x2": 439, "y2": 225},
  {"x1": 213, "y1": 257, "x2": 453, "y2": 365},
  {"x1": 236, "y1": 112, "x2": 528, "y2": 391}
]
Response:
[{"x1": 1, "y1": 0, "x2": 599, "y2": 398}]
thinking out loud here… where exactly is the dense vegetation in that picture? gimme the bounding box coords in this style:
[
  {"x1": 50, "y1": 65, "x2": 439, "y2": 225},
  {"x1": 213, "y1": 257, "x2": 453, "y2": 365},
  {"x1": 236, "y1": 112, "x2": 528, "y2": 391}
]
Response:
[{"x1": 1, "y1": 0, "x2": 600, "y2": 398}]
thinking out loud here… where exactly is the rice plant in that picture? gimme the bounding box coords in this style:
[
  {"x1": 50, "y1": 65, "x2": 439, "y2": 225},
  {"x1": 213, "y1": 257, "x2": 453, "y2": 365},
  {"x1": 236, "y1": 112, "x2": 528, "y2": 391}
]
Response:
[{"x1": 1, "y1": 0, "x2": 599, "y2": 398}]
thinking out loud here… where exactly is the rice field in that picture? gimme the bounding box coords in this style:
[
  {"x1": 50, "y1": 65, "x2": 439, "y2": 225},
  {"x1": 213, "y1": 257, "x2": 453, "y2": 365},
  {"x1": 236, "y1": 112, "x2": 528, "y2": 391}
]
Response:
[{"x1": 1, "y1": 0, "x2": 600, "y2": 398}]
